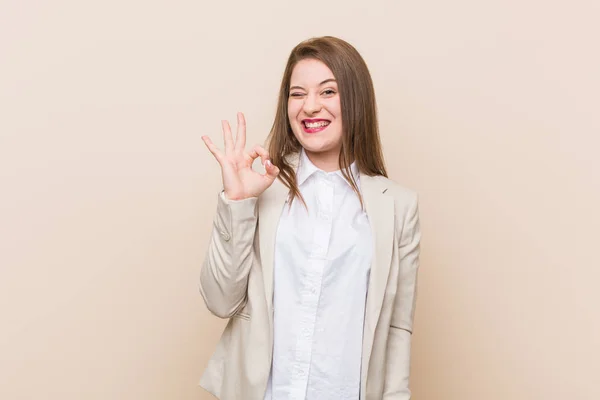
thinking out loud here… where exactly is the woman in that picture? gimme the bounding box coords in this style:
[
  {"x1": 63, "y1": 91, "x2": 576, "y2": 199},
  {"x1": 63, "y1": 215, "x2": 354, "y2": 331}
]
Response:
[{"x1": 199, "y1": 36, "x2": 421, "y2": 400}]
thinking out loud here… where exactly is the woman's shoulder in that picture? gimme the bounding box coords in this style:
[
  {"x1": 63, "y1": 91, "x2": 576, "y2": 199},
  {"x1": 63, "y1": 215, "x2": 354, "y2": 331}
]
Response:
[
  {"x1": 364, "y1": 174, "x2": 418, "y2": 207},
  {"x1": 367, "y1": 175, "x2": 420, "y2": 236}
]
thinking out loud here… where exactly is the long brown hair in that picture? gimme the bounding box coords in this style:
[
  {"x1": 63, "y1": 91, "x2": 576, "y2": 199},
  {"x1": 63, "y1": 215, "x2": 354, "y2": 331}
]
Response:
[{"x1": 267, "y1": 36, "x2": 387, "y2": 207}]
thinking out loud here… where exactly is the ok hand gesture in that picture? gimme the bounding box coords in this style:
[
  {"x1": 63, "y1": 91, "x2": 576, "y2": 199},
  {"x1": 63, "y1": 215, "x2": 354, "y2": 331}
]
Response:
[{"x1": 202, "y1": 112, "x2": 280, "y2": 201}]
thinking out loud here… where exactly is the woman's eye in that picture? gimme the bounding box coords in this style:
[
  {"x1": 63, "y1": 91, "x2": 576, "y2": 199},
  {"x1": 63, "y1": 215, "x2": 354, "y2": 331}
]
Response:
[
  {"x1": 290, "y1": 93, "x2": 304, "y2": 97},
  {"x1": 322, "y1": 89, "x2": 336, "y2": 96}
]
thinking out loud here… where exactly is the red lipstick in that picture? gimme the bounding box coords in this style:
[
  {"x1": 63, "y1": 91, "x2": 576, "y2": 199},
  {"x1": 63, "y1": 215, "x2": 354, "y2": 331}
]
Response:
[{"x1": 302, "y1": 118, "x2": 331, "y2": 134}]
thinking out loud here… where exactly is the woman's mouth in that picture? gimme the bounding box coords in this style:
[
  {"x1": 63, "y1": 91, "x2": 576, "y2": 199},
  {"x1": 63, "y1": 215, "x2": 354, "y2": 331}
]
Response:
[{"x1": 302, "y1": 119, "x2": 330, "y2": 134}]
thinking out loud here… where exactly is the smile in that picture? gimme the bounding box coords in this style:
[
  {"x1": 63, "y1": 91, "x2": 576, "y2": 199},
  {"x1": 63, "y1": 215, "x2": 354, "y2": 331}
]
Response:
[{"x1": 302, "y1": 119, "x2": 331, "y2": 134}]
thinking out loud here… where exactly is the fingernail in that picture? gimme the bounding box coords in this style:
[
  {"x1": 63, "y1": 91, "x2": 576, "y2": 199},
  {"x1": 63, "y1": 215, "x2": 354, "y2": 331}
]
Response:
[{"x1": 266, "y1": 160, "x2": 272, "y2": 167}]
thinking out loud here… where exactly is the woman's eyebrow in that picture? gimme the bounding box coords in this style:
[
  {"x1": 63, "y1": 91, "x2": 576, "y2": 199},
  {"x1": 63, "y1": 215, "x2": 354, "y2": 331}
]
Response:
[
  {"x1": 289, "y1": 79, "x2": 337, "y2": 91},
  {"x1": 319, "y1": 78, "x2": 337, "y2": 85}
]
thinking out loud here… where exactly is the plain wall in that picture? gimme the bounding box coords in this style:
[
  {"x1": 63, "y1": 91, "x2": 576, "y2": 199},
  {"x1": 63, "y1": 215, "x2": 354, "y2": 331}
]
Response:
[{"x1": 1, "y1": 1, "x2": 598, "y2": 399}]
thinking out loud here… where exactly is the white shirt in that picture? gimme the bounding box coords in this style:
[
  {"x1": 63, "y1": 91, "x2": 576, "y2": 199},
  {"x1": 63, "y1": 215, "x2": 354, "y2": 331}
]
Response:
[{"x1": 264, "y1": 149, "x2": 373, "y2": 400}]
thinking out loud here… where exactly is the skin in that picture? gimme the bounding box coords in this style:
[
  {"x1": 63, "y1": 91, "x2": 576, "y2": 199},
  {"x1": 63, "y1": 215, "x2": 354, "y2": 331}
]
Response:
[
  {"x1": 202, "y1": 59, "x2": 344, "y2": 200},
  {"x1": 287, "y1": 59, "x2": 343, "y2": 173},
  {"x1": 201, "y1": 113, "x2": 279, "y2": 201}
]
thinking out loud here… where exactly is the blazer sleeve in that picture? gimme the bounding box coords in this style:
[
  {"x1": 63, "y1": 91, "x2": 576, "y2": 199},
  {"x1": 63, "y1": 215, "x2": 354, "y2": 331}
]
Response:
[
  {"x1": 383, "y1": 193, "x2": 421, "y2": 399},
  {"x1": 199, "y1": 191, "x2": 258, "y2": 319}
]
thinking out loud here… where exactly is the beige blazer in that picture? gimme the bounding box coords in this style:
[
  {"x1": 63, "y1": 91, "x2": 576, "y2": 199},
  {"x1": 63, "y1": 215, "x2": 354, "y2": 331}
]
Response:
[{"x1": 199, "y1": 155, "x2": 421, "y2": 400}]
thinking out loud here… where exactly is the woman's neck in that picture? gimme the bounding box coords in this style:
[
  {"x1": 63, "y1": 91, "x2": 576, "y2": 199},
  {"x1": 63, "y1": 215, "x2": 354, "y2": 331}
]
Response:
[{"x1": 304, "y1": 148, "x2": 342, "y2": 172}]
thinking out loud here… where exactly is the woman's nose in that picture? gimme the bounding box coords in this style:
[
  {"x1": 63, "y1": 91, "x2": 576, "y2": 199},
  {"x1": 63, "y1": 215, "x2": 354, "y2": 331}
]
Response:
[{"x1": 303, "y1": 94, "x2": 322, "y2": 115}]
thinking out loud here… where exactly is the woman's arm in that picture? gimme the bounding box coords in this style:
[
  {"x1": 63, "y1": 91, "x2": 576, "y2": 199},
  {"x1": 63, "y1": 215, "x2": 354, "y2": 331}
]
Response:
[
  {"x1": 199, "y1": 192, "x2": 258, "y2": 318},
  {"x1": 383, "y1": 194, "x2": 421, "y2": 399},
  {"x1": 199, "y1": 112, "x2": 279, "y2": 318}
]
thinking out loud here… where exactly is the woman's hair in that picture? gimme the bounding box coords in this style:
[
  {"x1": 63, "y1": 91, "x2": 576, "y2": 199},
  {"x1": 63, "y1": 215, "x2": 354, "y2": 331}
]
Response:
[{"x1": 267, "y1": 36, "x2": 387, "y2": 207}]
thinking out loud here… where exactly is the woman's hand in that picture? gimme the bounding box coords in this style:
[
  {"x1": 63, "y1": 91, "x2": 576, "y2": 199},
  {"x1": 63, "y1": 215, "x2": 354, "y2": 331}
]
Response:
[{"x1": 202, "y1": 112, "x2": 280, "y2": 201}]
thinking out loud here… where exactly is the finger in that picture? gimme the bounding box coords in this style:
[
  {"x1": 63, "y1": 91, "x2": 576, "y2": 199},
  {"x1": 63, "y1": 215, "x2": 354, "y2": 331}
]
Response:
[
  {"x1": 202, "y1": 135, "x2": 223, "y2": 162},
  {"x1": 247, "y1": 144, "x2": 270, "y2": 165},
  {"x1": 234, "y1": 112, "x2": 246, "y2": 152},
  {"x1": 221, "y1": 120, "x2": 234, "y2": 154}
]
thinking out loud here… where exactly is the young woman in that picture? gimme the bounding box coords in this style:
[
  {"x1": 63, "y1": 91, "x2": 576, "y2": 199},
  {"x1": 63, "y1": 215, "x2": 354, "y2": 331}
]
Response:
[{"x1": 199, "y1": 36, "x2": 421, "y2": 400}]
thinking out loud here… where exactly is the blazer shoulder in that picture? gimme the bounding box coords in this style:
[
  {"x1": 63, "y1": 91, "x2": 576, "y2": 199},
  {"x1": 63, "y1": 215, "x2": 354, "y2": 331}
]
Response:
[
  {"x1": 371, "y1": 175, "x2": 418, "y2": 210},
  {"x1": 372, "y1": 176, "x2": 421, "y2": 246}
]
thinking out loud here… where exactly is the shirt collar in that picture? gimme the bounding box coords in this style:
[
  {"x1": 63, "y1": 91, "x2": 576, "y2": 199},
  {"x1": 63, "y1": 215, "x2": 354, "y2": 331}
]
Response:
[{"x1": 296, "y1": 148, "x2": 361, "y2": 189}]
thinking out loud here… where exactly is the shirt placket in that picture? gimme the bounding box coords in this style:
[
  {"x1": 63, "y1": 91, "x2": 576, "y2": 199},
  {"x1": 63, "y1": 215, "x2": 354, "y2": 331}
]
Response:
[{"x1": 290, "y1": 174, "x2": 334, "y2": 400}]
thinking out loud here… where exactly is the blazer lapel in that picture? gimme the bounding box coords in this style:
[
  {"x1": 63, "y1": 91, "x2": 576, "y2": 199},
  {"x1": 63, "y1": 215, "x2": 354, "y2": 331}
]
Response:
[
  {"x1": 258, "y1": 178, "x2": 288, "y2": 317},
  {"x1": 259, "y1": 154, "x2": 299, "y2": 322},
  {"x1": 360, "y1": 173, "x2": 395, "y2": 390}
]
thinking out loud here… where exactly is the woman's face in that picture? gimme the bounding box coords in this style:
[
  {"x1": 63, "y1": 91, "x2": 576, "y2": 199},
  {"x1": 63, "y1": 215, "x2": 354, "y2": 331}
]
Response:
[{"x1": 287, "y1": 59, "x2": 343, "y2": 166}]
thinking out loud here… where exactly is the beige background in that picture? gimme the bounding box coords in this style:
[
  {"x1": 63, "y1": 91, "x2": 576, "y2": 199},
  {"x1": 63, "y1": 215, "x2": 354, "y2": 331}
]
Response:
[{"x1": 1, "y1": 0, "x2": 599, "y2": 399}]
